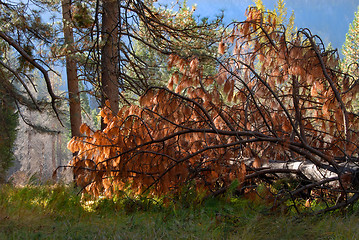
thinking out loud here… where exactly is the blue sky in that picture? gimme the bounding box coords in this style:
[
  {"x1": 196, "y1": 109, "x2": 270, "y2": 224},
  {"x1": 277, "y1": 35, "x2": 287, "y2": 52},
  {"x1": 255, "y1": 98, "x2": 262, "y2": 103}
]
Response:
[{"x1": 157, "y1": 0, "x2": 359, "y2": 55}]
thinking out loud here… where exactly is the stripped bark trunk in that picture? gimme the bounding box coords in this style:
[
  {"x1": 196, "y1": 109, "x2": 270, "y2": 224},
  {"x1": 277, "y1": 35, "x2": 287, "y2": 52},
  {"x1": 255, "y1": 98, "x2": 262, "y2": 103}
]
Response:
[{"x1": 246, "y1": 159, "x2": 359, "y2": 188}]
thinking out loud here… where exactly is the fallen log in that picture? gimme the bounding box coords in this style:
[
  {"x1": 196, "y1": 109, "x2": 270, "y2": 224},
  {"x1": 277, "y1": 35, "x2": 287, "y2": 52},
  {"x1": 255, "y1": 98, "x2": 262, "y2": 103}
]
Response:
[
  {"x1": 238, "y1": 158, "x2": 359, "y2": 212},
  {"x1": 244, "y1": 158, "x2": 359, "y2": 186}
]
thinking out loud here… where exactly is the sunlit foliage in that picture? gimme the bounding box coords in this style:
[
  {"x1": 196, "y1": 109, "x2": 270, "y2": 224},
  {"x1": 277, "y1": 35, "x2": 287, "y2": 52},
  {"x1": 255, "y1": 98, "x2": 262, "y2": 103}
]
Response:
[{"x1": 67, "y1": 7, "x2": 359, "y2": 212}]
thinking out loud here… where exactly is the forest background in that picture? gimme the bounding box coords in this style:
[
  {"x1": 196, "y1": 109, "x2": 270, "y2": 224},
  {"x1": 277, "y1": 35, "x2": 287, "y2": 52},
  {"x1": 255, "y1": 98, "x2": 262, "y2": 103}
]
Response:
[
  {"x1": 1, "y1": 0, "x2": 359, "y2": 218},
  {"x1": 2, "y1": 0, "x2": 359, "y2": 238}
]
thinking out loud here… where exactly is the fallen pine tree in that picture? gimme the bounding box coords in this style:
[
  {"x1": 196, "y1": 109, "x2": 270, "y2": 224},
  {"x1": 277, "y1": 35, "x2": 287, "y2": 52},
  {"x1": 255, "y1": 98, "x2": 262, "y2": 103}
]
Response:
[{"x1": 63, "y1": 7, "x2": 359, "y2": 213}]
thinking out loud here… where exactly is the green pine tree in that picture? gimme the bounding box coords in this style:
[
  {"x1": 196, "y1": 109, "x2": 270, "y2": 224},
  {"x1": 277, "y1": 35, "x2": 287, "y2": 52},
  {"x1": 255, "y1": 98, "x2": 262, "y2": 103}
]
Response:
[
  {"x1": 0, "y1": 88, "x2": 18, "y2": 182},
  {"x1": 124, "y1": 1, "x2": 222, "y2": 102},
  {"x1": 341, "y1": 6, "x2": 359, "y2": 77}
]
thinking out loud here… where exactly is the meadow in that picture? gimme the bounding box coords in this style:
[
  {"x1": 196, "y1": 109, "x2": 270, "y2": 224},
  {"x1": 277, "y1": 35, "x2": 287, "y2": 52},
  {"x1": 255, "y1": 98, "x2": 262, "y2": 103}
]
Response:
[{"x1": 1, "y1": 184, "x2": 359, "y2": 240}]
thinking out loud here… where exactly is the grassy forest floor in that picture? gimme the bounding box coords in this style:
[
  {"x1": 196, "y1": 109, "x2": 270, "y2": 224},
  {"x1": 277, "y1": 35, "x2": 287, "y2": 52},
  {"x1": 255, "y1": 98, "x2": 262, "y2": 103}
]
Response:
[{"x1": 1, "y1": 184, "x2": 359, "y2": 239}]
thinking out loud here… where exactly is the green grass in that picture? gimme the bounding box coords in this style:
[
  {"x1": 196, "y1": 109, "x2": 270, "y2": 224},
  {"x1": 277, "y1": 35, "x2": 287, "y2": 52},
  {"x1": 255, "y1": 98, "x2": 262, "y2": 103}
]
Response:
[{"x1": 1, "y1": 184, "x2": 359, "y2": 239}]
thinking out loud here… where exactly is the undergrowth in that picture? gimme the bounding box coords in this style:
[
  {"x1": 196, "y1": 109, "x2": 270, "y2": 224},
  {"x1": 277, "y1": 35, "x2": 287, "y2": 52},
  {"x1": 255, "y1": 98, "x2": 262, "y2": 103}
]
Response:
[{"x1": 1, "y1": 183, "x2": 359, "y2": 239}]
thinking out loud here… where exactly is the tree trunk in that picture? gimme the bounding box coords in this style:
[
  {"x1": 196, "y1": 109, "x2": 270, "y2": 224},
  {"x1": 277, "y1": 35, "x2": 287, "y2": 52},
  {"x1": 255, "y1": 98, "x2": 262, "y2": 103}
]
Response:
[
  {"x1": 62, "y1": 0, "x2": 82, "y2": 137},
  {"x1": 101, "y1": 0, "x2": 120, "y2": 129}
]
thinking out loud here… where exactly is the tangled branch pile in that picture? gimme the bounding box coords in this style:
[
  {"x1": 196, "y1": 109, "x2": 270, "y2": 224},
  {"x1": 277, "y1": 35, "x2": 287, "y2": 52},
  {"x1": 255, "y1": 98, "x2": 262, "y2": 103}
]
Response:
[{"x1": 67, "y1": 8, "x2": 359, "y2": 212}]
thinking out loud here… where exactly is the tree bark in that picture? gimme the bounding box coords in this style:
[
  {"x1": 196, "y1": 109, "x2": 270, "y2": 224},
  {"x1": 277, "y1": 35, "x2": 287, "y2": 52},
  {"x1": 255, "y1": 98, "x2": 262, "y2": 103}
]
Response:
[
  {"x1": 101, "y1": 0, "x2": 120, "y2": 129},
  {"x1": 62, "y1": 0, "x2": 82, "y2": 137}
]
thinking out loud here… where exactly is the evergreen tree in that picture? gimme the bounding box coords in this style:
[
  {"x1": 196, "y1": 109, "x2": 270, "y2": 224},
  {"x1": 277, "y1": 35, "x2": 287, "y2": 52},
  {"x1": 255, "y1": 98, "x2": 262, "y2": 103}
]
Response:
[
  {"x1": 0, "y1": 1, "x2": 60, "y2": 116},
  {"x1": 342, "y1": 6, "x2": 359, "y2": 77},
  {"x1": 0, "y1": 1, "x2": 65, "y2": 181},
  {"x1": 0, "y1": 78, "x2": 18, "y2": 182},
  {"x1": 57, "y1": 0, "x2": 223, "y2": 108},
  {"x1": 62, "y1": 0, "x2": 82, "y2": 138},
  {"x1": 123, "y1": 1, "x2": 222, "y2": 101}
]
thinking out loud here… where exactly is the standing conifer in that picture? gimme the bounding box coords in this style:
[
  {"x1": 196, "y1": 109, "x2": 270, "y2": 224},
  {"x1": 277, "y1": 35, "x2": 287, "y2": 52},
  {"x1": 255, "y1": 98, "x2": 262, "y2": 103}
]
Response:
[
  {"x1": 62, "y1": 0, "x2": 82, "y2": 138},
  {"x1": 342, "y1": 6, "x2": 359, "y2": 77}
]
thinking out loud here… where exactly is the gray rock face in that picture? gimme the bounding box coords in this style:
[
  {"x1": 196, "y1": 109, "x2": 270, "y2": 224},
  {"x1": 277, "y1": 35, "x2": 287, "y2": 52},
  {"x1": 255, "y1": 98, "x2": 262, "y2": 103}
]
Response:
[{"x1": 8, "y1": 106, "x2": 72, "y2": 185}]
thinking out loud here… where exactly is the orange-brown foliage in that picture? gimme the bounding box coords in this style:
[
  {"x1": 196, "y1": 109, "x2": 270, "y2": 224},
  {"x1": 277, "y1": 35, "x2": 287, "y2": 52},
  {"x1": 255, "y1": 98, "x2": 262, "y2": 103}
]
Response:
[{"x1": 68, "y1": 8, "x2": 359, "y2": 199}]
